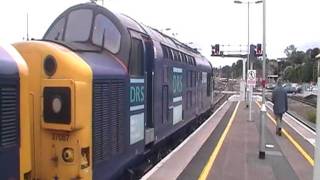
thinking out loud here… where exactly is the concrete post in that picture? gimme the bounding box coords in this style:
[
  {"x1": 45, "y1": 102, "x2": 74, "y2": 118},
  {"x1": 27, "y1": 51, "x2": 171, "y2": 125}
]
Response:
[
  {"x1": 249, "y1": 85, "x2": 253, "y2": 122},
  {"x1": 259, "y1": 104, "x2": 266, "y2": 159}
]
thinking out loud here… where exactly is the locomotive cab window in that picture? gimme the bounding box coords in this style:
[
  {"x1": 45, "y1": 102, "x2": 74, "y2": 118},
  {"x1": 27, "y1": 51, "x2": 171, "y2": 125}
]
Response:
[
  {"x1": 92, "y1": 14, "x2": 121, "y2": 53},
  {"x1": 44, "y1": 17, "x2": 65, "y2": 40},
  {"x1": 129, "y1": 38, "x2": 144, "y2": 76},
  {"x1": 65, "y1": 9, "x2": 93, "y2": 42}
]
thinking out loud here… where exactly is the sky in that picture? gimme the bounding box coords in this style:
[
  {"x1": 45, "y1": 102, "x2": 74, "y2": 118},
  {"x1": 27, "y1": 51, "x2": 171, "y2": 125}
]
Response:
[{"x1": 0, "y1": 0, "x2": 319, "y2": 67}]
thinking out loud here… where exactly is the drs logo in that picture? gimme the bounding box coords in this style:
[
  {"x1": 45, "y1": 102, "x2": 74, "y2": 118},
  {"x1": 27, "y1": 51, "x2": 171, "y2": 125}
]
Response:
[
  {"x1": 130, "y1": 78, "x2": 144, "y2": 105},
  {"x1": 173, "y1": 67, "x2": 183, "y2": 96}
]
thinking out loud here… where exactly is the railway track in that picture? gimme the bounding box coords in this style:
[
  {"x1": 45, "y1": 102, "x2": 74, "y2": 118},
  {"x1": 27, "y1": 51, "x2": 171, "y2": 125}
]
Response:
[{"x1": 289, "y1": 96, "x2": 316, "y2": 108}]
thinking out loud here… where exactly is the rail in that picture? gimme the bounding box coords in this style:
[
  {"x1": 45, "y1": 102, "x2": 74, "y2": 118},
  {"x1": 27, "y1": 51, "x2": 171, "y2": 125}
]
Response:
[{"x1": 289, "y1": 96, "x2": 316, "y2": 108}]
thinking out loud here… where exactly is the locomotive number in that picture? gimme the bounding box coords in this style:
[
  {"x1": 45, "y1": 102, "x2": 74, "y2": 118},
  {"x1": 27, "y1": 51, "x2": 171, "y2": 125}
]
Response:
[{"x1": 52, "y1": 133, "x2": 70, "y2": 142}]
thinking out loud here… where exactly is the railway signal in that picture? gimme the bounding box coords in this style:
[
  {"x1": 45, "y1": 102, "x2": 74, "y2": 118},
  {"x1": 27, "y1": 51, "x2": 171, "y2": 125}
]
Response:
[
  {"x1": 211, "y1": 44, "x2": 220, "y2": 56},
  {"x1": 256, "y1": 43, "x2": 262, "y2": 56}
]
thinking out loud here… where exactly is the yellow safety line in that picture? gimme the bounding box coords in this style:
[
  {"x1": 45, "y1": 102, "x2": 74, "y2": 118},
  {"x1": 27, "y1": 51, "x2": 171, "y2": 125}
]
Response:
[
  {"x1": 198, "y1": 101, "x2": 241, "y2": 180},
  {"x1": 255, "y1": 102, "x2": 314, "y2": 166}
]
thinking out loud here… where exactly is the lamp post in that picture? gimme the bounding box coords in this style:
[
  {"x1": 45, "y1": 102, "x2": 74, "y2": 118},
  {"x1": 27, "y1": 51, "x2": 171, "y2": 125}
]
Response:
[
  {"x1": 234, "y1": 0, "x2": 262, "y2": 106},
  {"x1": 259, "y1": 0, "x2": 266, "y2": 159}
]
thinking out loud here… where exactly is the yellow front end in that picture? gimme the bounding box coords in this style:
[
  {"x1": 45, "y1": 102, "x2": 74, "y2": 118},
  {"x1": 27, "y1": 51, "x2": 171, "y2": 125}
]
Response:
[{"x1": 14, "y1": 41, "x2": 93, "y2": 180}]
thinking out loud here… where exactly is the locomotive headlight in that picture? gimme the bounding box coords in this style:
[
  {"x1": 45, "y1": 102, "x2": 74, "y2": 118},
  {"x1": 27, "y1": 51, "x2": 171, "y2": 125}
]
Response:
[
  {"x1": 44, "y1": 87, "x2": 71, "y2": 124},
  {"x1": 62, "y1": 148, "x2": 74, "y2": 162},
  {"x1": 52, "y1": 96, "x2": 63, "y2": 114},
  {"x1": 44, "y1": 55, "x2": 57, "y2": 76}
]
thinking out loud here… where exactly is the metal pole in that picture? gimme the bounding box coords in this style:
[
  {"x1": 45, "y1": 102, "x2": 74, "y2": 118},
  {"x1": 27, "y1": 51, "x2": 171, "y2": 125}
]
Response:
[
  {"x1": 243, "y1": 59, "x2": 246, "y2": 80},
  {"x1": 247, "y1": 2, "x2": 253, "y2": 122},
  {"x1": 246, "y1": 2, "x2": 250, "y2": 107},
  {"x1": 26, "y1": 13, "x2": 29, "y2": 41},
  {"x1": 259, "y1": 0, "x2": 266, "y2": 159},
  {"x1": 313, "y1": 57, "x2": 320, "y2": 180}
]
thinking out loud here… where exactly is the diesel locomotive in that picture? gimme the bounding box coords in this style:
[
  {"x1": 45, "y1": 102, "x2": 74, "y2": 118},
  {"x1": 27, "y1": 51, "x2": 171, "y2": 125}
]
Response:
[
  {"x1": 0, "y1": 44, "x2": 31, "y2": 179},
  {"x1": 14, "y1": 2, "x2": 214, "y2": 179}
]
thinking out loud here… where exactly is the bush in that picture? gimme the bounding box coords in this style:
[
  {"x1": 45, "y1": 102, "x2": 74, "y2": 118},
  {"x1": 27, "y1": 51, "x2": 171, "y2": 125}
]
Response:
[{"x1": 307, "y1": 111, "x2": 316, "y2": 123}]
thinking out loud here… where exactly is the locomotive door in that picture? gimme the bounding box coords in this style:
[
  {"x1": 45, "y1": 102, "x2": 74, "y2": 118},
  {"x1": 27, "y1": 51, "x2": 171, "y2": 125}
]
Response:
[
  {"x1": 128, "y1": 32, "x2": 147, "y2": 145},
  {"x1": 171, "y1": 67, "x2": 183, "y2": 125}
]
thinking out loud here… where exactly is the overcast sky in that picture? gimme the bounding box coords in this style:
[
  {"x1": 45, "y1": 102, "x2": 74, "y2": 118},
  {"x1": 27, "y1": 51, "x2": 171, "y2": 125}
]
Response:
[{"x1": 0, "y1": 0, "x2": 319, "y2": 67}]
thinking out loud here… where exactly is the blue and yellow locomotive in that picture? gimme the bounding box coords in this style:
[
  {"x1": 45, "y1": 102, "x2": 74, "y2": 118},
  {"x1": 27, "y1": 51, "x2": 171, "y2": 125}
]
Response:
[
  {"x1": 14, "y1": 2, "x2": 214, "y2": 179},
  {"x1": 0, "y1": 44, "x2": 31, "y2": 179}
]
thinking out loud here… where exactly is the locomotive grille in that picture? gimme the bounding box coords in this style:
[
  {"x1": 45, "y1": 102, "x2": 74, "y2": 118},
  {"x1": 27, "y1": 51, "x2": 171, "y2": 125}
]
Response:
[
  {"x1": 0, "y1": 86, "x2": 19, "y2": 147},
  {"x1": 93, "y1": 79, "x2": 126, "y2": 164}
]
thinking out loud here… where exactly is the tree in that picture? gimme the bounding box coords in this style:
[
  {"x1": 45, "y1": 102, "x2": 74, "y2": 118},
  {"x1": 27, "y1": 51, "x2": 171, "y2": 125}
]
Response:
[
  {"x1": 302, "y1": 62, "x2": 313, "y2": 82},
  {"x1": 284, "y1": 45, "x2": 297, "y2": 57},
  {"x1": 292, "y1": 51, "x2": 307, "y2": 64},
  {"x1": 221, "y1": 65, "x2": 232, "y2": 78},
  {"x1": 311, "y1": 48, "x2": 320, "y2": 59}
]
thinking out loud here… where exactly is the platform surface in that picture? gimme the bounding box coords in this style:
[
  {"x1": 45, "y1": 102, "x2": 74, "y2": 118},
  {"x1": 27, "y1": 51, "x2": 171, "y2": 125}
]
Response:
[{"x1": 144, "y1": 99, "x2": 314, "y2": 180}]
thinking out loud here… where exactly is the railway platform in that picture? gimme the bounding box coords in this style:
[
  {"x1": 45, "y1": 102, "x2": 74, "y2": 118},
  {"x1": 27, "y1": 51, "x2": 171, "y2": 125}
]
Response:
[{"x1": 142, "y1": 95, "x2": 314, "y2": 180}]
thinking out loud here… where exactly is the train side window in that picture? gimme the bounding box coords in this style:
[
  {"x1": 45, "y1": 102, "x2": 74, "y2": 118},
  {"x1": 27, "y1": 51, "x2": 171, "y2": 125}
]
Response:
[
  {"x1": 129, "y1": 38, "x2": 144, "y2": 76},
  {"x1": 182, "y1": 54, "x2": 186, "y2": 63},
  {"x1": 168, "y1": 48, "x2": 173, "y2": 60},
  {"x1": 92, "y1": 14, "x2": 121, "y2": 54},
  {"x1": 44, "y1": 17, "x2": 65, "y2": 40},
  {"x1": 188, "y1": 56, "x2": 192, "y2": 65},
  {"x1": 173, "y1": 50, "x2": 177, "y2": 61},
  {"x1": 162, "y1": 45, "x2": 168, "y2": 59},
  {"x1": 178, "y1": 52, "x2": 182, "y2": 62},
  {"x1": 175, "y1": 51, "x2": 179, "y2": 61},
  {"x1": 65, "y1": 9, "x2": 93, "y2": 42},
  {"x1": 193, "y1": 57, "x2": 196, "y2": 66},
  {"x1": 167, "y1": 47, "x2": 172, "y2": 60}
]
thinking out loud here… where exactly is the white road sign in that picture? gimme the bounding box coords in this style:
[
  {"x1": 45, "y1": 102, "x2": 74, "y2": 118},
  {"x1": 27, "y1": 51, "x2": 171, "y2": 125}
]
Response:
[{"x1": 247, "y1": 70, "x2": 256, "y2": 86}]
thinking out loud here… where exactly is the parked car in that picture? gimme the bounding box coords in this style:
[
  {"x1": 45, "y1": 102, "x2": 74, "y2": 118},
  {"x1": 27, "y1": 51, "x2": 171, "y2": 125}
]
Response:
[
  {"x1": 283, "y1": 83, "x2": 302, "y2": 93},
  {"x1": 266, "y1": 83, "x2": 276, "y2": 90}
]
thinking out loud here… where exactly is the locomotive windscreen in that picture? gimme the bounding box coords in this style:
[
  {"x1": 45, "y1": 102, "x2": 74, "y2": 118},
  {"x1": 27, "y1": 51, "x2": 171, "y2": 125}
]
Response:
[{"x1": 43, "y1": 8, "x2": 121, "y2": 54}]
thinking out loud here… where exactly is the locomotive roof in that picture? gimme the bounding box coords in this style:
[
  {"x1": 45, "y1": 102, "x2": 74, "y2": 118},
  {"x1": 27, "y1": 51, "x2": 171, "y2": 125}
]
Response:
[
  {"x1": 43, "y1": 2, "x2": 212, "y2": 70},
  {"x1": 114, "y1": 12, "x2": 212, "y2": 68}
]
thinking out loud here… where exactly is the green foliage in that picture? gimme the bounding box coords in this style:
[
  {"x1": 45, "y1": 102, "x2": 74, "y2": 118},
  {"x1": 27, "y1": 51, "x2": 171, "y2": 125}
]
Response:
[
  {"x1": 306, "y1": 110, "x2": 316, "y2": 124},
  {"x1": 284, "y1": 44, "x2": 297, "y2": 57},
  {"x1": 219, "y1": 60, "x2": 243, "y2": 79},
  {"x1": 311, "y1": 48, "x2": 320, "y2": 59},
  {"x1": 282, "y1": 45, "x2": 319, "y2": 83},
  {"x1": 302, "y1": 62, "x2": 313, "y2": 82},
  {"x1": 221, "y1": 65, "x2": 232, "y2": 78}
]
